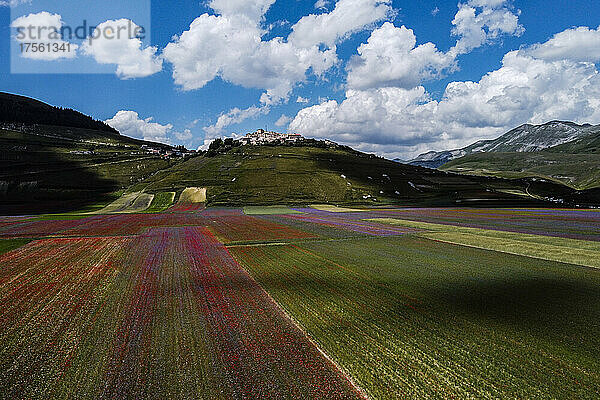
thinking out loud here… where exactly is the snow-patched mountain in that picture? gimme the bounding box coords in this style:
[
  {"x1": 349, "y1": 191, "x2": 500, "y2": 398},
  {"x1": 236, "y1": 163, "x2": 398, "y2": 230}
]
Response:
[{"x1": 408, "y1": 121, "x2": 600, "y2": 168}]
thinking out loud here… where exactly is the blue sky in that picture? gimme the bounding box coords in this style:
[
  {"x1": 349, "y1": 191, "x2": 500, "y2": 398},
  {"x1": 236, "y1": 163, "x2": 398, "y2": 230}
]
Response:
[{"x1": 1, "y1": 0, "x2": 599, "y2": 158}]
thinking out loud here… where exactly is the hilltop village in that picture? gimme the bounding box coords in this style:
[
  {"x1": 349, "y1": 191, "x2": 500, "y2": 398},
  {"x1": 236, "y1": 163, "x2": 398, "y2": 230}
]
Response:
[{"x1": 239, "y1": 129, "x2": 304, "y2": 145}]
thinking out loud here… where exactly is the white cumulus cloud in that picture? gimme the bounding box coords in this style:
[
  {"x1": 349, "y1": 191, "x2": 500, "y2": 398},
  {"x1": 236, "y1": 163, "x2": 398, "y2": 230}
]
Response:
[
  {"x1": 105, "y1": 111, "x2": 173, "y2": 144},
  {"x1": 164, "y1": 0, "x2": 396, "y2": 105},
  {"x1": 1, "y1": 0, "x2": 31, "y2": 7},
  {"x1": 203, "y1": 105, "x2": 270, "y2": 136},
  {"x1": 450, "y1": 0, "x2": 524, "y2": 56},
  {"x1": 275, "y1": 114, "x2": 293, "y2": 127},
  {"x1": 523, "y1": 25, "x2": 600, "y2": 62},
  {"x1": 288, "y1": 0, "x2": 393, "y2": 48},
  {"x1": 314, "y1": 0, "x2": 330, "y2": 10},
  {"x1": 163, "y1": 13, "x2": 336, "y2": 105},
  {"x1": 198, "y1": 139, "x2": 217, "y2": 152},
  {"x1": 346, "y1": 0, "x2": 524, "y2": 91},
  {"x1": 82, "y1": 19, "x2": 162, "y2": 79},
  {"x1": 290, "y1": 26, "x2": 600, "y2": 159},
  {"x1": 174, "y1": 129, "x2": 193, "y2": 142},
  {"x1": 208, "y1": 0, "x2": 276, "y2": 23},
  {"x1": 347, "y1": 23, "x2": 456, "y2": 90}
]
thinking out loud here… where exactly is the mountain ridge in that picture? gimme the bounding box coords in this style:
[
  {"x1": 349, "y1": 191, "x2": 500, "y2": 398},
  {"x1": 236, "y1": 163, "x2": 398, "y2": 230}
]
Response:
[{"x1": 409, "y1": 121, "x2": 600, "y2": 168}]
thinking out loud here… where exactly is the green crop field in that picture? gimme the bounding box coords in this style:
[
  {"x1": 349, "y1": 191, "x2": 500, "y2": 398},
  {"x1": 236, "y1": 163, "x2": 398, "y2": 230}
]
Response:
[
  {"x1": 145, "y1": 192, "x2": 176, "y2": 213},
  {"x1": 230, "y1": 236, "x2": 600, "y2": 399},
  {"x1": 0, "y1": 239, "x2": 30, "y2": 255},
  {"x1": 243, "y1": 205, "x2": 304, "y2": 215}
]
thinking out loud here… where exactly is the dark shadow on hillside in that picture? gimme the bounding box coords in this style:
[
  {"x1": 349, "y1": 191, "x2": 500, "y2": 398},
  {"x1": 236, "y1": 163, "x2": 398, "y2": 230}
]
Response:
[
  {"x1": 310, "y1": 149, "x2": 600, "y2": 208},
  {"x1": 0, "y1": 135, "x2": 119, "y2": 215},
  {"x1": 310, "y1": 150, "x2": 553, "y2": 207}
]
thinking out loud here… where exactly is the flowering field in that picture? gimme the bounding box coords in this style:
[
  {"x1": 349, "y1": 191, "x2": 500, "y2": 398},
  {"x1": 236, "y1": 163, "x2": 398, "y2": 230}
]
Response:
[
  {"x1": 0, "y1": 224, "x2": 362, "y2": 399},
  {"x1": 280, "y1": 213, "x2": 420, "y2": 236},
  {"x1": 58, "y1": 214, "x2": 207, "y2": 237},
  {"x1": 205, "y1": 215, "x2": 317, "y2": 243},
  {"x1": 0, "y1": 218, "x2": 85, "y2": 238},
  {"x1": 2, "y1": 206, "x2": 599, "y2": 399}
]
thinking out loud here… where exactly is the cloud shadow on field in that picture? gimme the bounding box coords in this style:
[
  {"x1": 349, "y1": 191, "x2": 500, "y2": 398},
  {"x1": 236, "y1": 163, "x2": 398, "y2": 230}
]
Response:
[{"x1": 424, "y1": 275, "x2": 600, "y2": 340}]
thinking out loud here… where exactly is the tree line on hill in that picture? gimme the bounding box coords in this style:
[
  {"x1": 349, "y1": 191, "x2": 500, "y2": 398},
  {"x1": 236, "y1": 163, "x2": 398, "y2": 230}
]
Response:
[{"x1": 0, "y1": 93, "x2": 118, "y2": 134}]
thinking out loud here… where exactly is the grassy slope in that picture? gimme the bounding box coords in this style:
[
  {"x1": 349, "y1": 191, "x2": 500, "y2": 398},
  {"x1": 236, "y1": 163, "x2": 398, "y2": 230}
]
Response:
[
  {"x1": 441, "y1": 152, "x2": 600, "y2": 190},
  {"x1": 130, "y1": 146, "x2": 564, "y2": 207},
  {"x1": 231, "y1": 236, "x2": 600, "y2": 399},
  {"x1": 0, "y1": 128, "x2": 177, "y2": 214},
  {"x1": 243, "y1": 205, "x2": 303, "y2": 215},
  {"x1": 546, "y1": 131, "x2": 600, "y2": 154},
  {"x1": 1, "y1": 129, "x2": 174, "y2": 189}
]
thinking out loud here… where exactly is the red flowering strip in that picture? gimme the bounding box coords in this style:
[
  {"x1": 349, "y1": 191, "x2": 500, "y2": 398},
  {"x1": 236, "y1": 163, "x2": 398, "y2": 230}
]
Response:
[
  {"x1": 57, "y1": 214, "x2": 160, "y2": 237},
  {"x1": 0, "y1": 236, "x2": 131, "y2": 398},
  {"x1": 101, "y1": 229, "x2": 167, "y2": 398},
  {"x1": 58, "y1": 214, "x2": 208, "y2": 237},
  {"x1": 205, "y1": 215, "x2": 317, "y2": 243},
  {"x1": 183, "y1": 226, "x2": 364, "y2": 398},
  {"x1": 96, "y1": 226, "x2": 362, "y2": 398}
]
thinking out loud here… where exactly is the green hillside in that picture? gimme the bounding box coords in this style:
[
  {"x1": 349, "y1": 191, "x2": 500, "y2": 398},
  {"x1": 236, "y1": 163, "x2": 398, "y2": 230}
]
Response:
[
  {"x1": 0, "y1": 92, "x2": 189, "y2": 214},
  {"x1": 2, "y1": 91, "x2": 599, "y2": 213},
  {"x1": 0, "y1": 92, "x2": 117, "y2": 133},
  {"x1": 3, "y1": 130, "x2": 600, "y2": 214},
  {"x1": 546, "y1": 131, "x2": 600, "y2": 154},
  {"x1": 441, "y1": 134, "x2": 600, "y2": 190},
  {"x1": 0, "y1": 126, "x2": 179, "y2": 214},
  {"x1": 129, "y1": 145, "x2": 592, "y2": 207}
]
